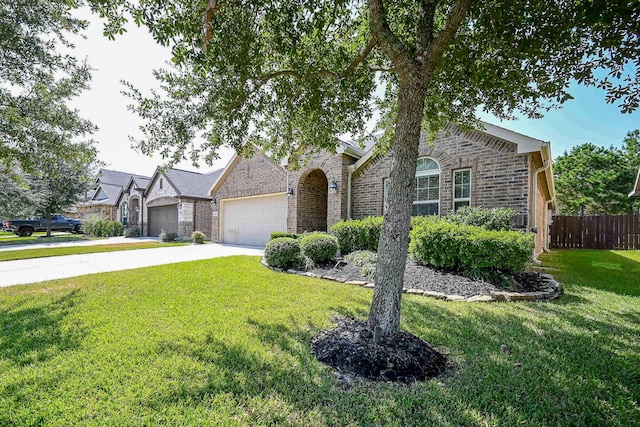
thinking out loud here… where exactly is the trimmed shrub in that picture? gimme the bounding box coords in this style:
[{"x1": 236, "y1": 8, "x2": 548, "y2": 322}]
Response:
[
  {"x1": 330, "y1": 216, "x2": 383, "y2": 255},
  {"x1": 264, "y1": 237, "x2": 301, "y2": 269},
  {"x1": 159, "y1": 231, "x2": 179, "y2": 242},
  {"x1": 446, "y1": 206, "x2": 517, "y2": 231},
  {"x1": 330, "y1": 216, "x2": 433, "y2": 255},
  {"x1": 299, "y1": 233, "x2": 339, "y2": 265},
  {"x1": 345, "y1": 250, "x2": 378, "y2": 279},
  {"x1": 192, "y1": 231, "x2": 206, "y2": 244},
  {"x1": 270, "y1": 231, "x2": 300, "y2": 240},
  {"x1": 124, "y1": 227, "x2": 140, "y2": 238},
  {"x1": 409, "y1": 218, "x2": 533, "y2": 274},
  {"x1": 81, "y1": 214, "x2": 124, "y2": 237}
]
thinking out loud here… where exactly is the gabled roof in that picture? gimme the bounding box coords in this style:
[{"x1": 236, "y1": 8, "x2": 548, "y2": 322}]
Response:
[
  {"x1": 630, "y1": 168, "x2": 640, "y2": 198},
  {"x1": 91, "y1": 183, "x2": 124, "y2": 206},
  {"x1": 95, "y1": 168, "x2": 150, "y2": 187},
  {"x1": 150, "y1": 167, "x2": 223, "y2": 199}
]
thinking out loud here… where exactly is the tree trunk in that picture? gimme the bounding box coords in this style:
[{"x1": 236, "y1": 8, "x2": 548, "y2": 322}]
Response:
[
  {"x1": 46, "y1": 212, "x2": 52, "y2": 237},
  {"x1": 368, "y1": 79, "x2": 427, "y2": 336}
]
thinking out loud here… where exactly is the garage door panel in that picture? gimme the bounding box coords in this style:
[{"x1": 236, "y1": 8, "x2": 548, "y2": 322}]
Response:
[
  {"x1": 148, "y1": 205, "x2": 178, "y2": 237},
  {"x1": 221, "y1": 194, "x2": 286, "y2": 247}
]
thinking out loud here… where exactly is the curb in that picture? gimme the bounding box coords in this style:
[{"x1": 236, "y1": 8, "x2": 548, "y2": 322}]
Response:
[{"x1": 260, "y1": 258, "x2": 563, "y2": 303}]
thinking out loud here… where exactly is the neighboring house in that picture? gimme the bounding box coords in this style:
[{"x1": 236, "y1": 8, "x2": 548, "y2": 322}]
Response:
[
  {"x1": 114, "y1": 175, "x2": 151, "y2": 230},
  {"x1": 629, "y1": 168, "x2": 640, "y2": 198},
  {"x1": 77, "y1": 169, "x2": 151, "y2": 221},
  {"x1": 209, "y1": 122, "x2": 555, "y2": 255},
  {"x1": 144, "y1": 167, "x2": 221, "y2": 238}
]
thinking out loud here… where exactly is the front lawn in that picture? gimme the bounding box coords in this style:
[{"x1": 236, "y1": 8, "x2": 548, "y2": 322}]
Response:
[
  {"x1": 0, "y1": 253, "x2": 638, "y2": 425},
  {"x1": 0, "y1": 241, "x2": 187, "y2": 262},
  {"x1": 0, "y1": 234, "x2": 100, "y2": 247}
]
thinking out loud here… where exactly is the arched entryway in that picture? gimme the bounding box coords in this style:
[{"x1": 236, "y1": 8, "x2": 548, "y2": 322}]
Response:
[
  {"x1": 129, "y1": 197, "x2": 140, "y2": 229},
  {"x1": 296, "y1": 169, "x2": 328, "y2": 232}
]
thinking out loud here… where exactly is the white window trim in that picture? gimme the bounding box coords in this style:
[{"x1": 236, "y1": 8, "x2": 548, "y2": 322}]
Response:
[
  {"x1": 414, "y1": 157, "x2": 441, "y2": 216},
  {"x1": 453, "y1": 168, "x2": 471, "y2": 211},
  {"x1": 383, "y1": 157, "x2": 442, "y2": 216}
]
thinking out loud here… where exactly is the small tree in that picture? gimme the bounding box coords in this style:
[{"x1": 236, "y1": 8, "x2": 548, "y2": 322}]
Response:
[{"x1": 28, "y1": 145, "x2": 99, "y2": 237}]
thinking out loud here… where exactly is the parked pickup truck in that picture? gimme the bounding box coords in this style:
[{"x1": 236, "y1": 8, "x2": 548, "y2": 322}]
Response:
[{"x1": 6, "y1": 215, "x2": 83, "y2": 237}]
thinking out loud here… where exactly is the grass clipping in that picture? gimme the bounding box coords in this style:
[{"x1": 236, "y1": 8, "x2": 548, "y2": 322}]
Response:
[{"x1": 311, "y1": 317, "x2": 447, "y2": 384}]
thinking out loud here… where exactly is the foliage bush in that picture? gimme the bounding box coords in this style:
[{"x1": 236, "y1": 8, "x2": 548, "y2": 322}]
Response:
[
  {"x1": 409, "y1": 218, "x2": 533, "y2": 274},
  {"x1": 270, "y1": 231, "x2": 300, "y2": 240},
  {"x1": 124, "y1": 227, "x2": 140, "y2": 238},
  {"x1": 81, "y1": 214, "x2": 124, "y2": 237},
  {"x1": 446, "y1": 206, "x2": 517, "y2": 231},
  {"x1": 330, "y1": 216, "x2": 433, "y2": 255},
  {"x1": 345, "y1": 250, "x2": 378, "y2": 279},
  {"x1": 192, "y1": 231, "x2": 206, "y2": 244},
  {"x1": 264, "y1": 237, "x2": 301, "y2": 269},
  {"x1": 159, "y1": 231, "x2": 179, "y2": 242},
  {"x1": 299, "y1": 233, "x2": 339, "y2": 265},
  {"x1": 330, "y1": 216, "x2": 383, "y2": 254}
]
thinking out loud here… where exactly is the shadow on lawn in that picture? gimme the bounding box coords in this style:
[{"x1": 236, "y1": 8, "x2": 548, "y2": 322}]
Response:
[
  {"x1": 544, "y1": 250, "x2": 640, "y2": 297},
  {"x1": 402, "y1": 297, "x2": 640, "y2": 426},
  {"x1": 0, "y1": 291, "x2": 84, "y2": 366},
  {"x1": 148, "y1": 311, "x2": 484, "y2": 426}
]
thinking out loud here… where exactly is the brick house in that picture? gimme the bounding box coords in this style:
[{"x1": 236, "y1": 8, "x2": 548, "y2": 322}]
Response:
[
  {"x1": 114, "y1": 175, "x2": 151, "y2": 231},
  {"x1": 143, "y1": 167, "x2": 221, "y2": 238},
  {"x1": 209, "y1": 122, "x2": 555, "y2": 255},
  {"x1": 77, "y1": 169, "x2": 151, "y2": 221}
]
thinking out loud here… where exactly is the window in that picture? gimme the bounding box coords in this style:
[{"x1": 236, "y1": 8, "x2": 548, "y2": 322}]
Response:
[
  {"x1": 121, "y1": 202, "x2": 129, "y2": 226},
  {"x1": 383, "y1": 157, "x2": 440, "y2": 216},
  {"x1": 159, "y1": 178, "x2": 163, "y2": 190},
  {"x1": 453, "y1": 169, "x2": 471, "y2": 211}
]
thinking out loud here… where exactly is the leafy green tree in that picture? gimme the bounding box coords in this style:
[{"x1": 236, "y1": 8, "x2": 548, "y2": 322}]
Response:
[
  {"x1": 0, "y1": 168, "x2": 42, "y2": 219},
  {"x1": 1, "y1": 0, "x2": 96, "y2": 174},
  {"x1": 94, "y1": 0, "x2": 640, "y2": 336},
  {"x1": 27, "y1": 143, "x2": 99, "y2": 236},
  {"x1": 554, "y1": 140, "x2": 640, "y2": 215}
]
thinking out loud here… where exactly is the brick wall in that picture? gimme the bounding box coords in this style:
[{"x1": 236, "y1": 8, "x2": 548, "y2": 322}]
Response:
[
  {"x1": 210, "y1": 152, "x2": 288, "y2": 242},
  {"x1": 296, "y1": 169, "x2": 328, "y2": 232},
  {"x1": 352, "y1": 123, "x2": 530, "y2": 219}
]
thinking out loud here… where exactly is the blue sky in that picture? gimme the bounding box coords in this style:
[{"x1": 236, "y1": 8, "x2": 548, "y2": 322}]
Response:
[
  {"x1": 479, "y1": 81, "x2": 640, "y2": 158},
  {"x1": 71, "y1": 11, "x2": 639, "y2": 174}
]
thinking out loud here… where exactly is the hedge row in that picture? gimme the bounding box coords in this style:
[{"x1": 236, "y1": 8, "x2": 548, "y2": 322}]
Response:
[
  {"x1": 329, "y1": 216, "x2": 383, "y2": 254},
  {"x1": 409, "y1": 219, "x2": 533, "y2": 273},
  {"x1": 81, "y1": 217, "x2": 123, "y2": 237},
  {"x1": 265, "y1": 233, "x2": 338, "y2": 269}
]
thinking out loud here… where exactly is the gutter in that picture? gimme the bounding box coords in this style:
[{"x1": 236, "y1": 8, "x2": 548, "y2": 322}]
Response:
[{"x1": 531, "y1": 154, "x2": 551, "y2": 263}]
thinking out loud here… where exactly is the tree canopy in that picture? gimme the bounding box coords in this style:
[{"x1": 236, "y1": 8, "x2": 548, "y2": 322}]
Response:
[
  {"x1": 91, "y1": 0, "x2": 640, "y2": 335},
  {"x1": 554, "y1": 131, "x2": 640, "y2": 215},
  {"x1": 1, "y1": 0, "x2": 97, "y2": 174}
]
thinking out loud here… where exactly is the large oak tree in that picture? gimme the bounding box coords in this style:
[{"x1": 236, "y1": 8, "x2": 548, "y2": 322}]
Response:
[{"x1": 93, "y1": 0, "x2": 640, "y2": 336}]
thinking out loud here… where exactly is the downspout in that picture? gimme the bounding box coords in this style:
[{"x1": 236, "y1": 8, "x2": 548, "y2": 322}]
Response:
[
  {"x1": 531, "y1": 159, "x2": 550, "y2": 263},
  {"x1": 347, "y1": 165, "x2": 355, "y2": 219},
  {"x1": 544, "y1": 196, "x2": 556, "y2": 252}
]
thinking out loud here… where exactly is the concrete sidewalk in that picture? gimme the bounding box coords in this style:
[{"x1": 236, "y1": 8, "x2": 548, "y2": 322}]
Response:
[
  {"x1": 0, "y1": 243, "x2": 264, "y2": 288},
  {"x1": 0, "y1": 236, "x2": 158, "y2": 252}
]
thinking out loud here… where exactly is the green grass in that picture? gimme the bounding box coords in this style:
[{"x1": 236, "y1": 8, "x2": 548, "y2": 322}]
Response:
[
  {"x1": 0, "y1": 242, "x2": 186, "y2": 262},
  {"x1": 0, "y1": 234, "x2": 101, "y2": 247},
  {"x1": 0, "y1": 252, "x2": 638, "y2": 426}
]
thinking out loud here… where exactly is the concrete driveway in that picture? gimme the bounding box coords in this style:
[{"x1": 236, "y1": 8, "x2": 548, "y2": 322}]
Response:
[{"x1": 0, "y1": 241, "x2": 264, "y2": 288}]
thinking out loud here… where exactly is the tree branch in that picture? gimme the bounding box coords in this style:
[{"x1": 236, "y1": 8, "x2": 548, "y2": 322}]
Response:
[
  {"x1": 424, "y1": 0, "x2": 473, "y2": 69},
  {"x1": 341, "y1": 37, "x2": 378, "y2": 77},
  {"x1": 416, "y1": 0, "x2": 437, "y2": 53},
  {"x1": 367, "y1": 0, "x2": 416, "y2": 80}
]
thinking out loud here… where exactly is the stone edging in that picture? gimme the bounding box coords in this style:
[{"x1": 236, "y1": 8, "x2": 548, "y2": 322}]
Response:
[{"x1": 260, "y1": 258, "x2": 563, "y2": 302}]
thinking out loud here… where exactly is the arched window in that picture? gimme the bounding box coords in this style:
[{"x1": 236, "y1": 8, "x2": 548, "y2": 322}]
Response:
[
  {"x1": 121, "y1": 202, "x2": 129, "y2": 226},
  {"x1": 383, "y1": 157, "x2": 441, "y2": 216},
  {"x1": 413, "y1": 157, "x2": 440, "y2": 216}
]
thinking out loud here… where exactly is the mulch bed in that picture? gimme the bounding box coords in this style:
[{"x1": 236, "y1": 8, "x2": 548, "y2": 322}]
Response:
[
  {"x1": 311, "y1": 317, "x2": 447, "y2": 385},
  {"x1": 308, "y1": 258, "x2": 548, "y2": 384},
  {"x1": 307, "y1": 258, "x2": 548, "y2": 297}
]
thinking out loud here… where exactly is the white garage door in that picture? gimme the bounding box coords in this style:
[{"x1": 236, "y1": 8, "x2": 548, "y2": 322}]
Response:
[{"x1": 221, "y1": 194, "x2": 287, "y2": 246}]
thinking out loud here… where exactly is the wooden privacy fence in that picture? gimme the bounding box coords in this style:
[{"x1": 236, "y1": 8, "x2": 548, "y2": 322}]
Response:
[{"x1": 550, "y1": 214, "x2": 640, "y2": 250}]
